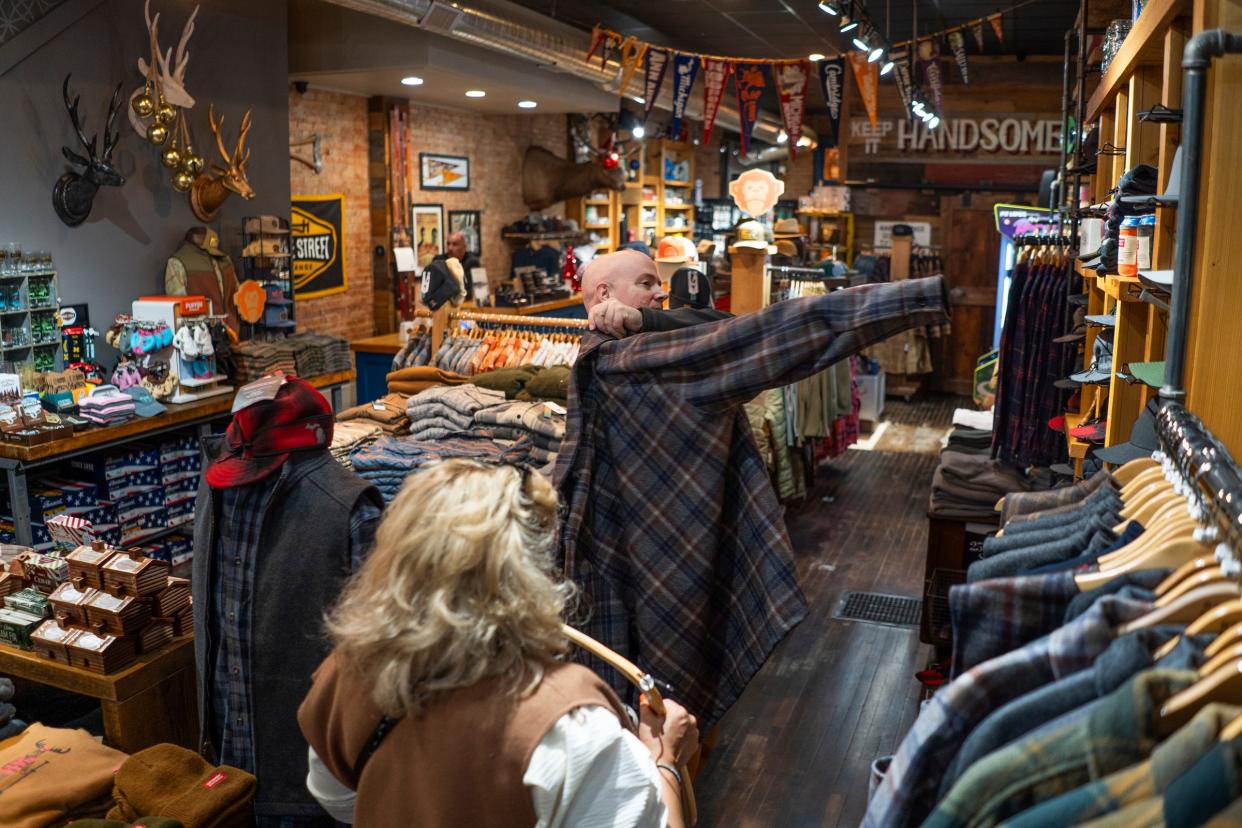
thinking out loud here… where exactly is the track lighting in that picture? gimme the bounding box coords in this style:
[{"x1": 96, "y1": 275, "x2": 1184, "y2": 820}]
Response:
[
  {"x1": 869, "y1": 46, "x2": 884, "y2": 62},
  {"x1": 840, "y1": 17, "x2": 859, "y2": 33},
  {"x1": 852, "y1": 35, "x2": 869, "y2": 51},
  {"x1": 928, "y1": 115, "x2": 941, "y2": 129},
  {"x1": 880, "y1": 59, "x2": 895, "y2": 75},
  {"x1": 818, "y1": 1, "x2": 839, "y2": 14}
]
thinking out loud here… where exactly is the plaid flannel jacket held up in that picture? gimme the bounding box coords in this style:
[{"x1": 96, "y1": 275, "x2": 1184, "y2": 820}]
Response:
[{"x1": 554, "y1": 277, "x2": 949, "y2": 727}]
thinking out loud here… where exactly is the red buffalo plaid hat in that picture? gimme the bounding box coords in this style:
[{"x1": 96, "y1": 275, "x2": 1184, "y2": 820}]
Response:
[{"x1": 205, "y1": 377, "x2": 335, "y2": 488}]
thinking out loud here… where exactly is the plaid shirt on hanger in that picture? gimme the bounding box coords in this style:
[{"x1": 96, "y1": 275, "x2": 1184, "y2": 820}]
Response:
[{"x1": 554, "y1": 277, "x2": 949, "y2": 728}]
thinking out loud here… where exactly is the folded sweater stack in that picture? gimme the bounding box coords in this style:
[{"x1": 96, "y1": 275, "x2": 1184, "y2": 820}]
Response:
[
  {"x1": 79, "y1": 388, "x2": 136, "y2": 426},
  {"x1": 349, "y1": 432, "x2": 535, "y2": 501},
  {"x1": 473, "y1": 401, "x2": 566, "y2": 465},
  {"x1": 386, "y1": 366, "x2": 470, "y2": 396},
  {"x1": 337, "y1": 392, "x2": 412, "y2": 435},
  {"x1": 331, "y1": 421, "x2": 383, "y2": 469},
  {"x1": 471, "y1": 364, "x2": 571, "y2": 406},
  {"x1": 405, "y1": 385, "x2": 506, "y2": 442}
]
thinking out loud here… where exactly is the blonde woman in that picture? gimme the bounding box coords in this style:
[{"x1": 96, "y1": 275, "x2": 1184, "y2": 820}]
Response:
[{"x1": 298, "y1": 459, "x2": 699, "y2": 828}]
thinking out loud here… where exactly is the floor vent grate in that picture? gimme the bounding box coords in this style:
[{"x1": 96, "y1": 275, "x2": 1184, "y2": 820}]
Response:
[{"x1": 833, "y1": 591, "x2": 922, "y2": 627}]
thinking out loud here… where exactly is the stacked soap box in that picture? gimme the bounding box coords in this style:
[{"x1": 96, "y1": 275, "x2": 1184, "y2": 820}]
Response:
[{"x1": 15, "y1": 541, "x2": 194, "y2": 673}]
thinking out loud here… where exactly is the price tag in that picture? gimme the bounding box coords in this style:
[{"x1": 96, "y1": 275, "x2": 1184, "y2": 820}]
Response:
[{"x1": 231, "y1": 373, "x2": 287, "y2": 413}]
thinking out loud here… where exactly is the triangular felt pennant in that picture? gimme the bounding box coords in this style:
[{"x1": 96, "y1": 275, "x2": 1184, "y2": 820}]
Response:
[
  {"x1": 701, "y1": 58, "x2": 732, "y2": 144},
  {"x1": 616, "y1": 37, "x2": 648, "y2": 99},
  {"x1": 776, "y1": 60, "x2": 811, "y2": 158},
  {"x1": 585, "y1": 25, "x2": 606, "y2": 64},
  {"x1": 817, "y1": 57, "x2": 846, "y2": 147},
  {"x1": 668, "y1": 53, "x2": 700, "y2": 141},
  {"x1": 734, "y1": 62, "x2": 768, "y2": 155},
  {"x1": 970, "y1": 20, "x2": 986, "y2": 51},
  {"x1": 948, "y1": 30, "x2": 970, "y2": 84},
  {"x1": 889, "y1": 50, "x2": 915, "y2": 118},
  {"x1": 599, "y1": 34, "x2": 618, "y2": 70},
  {"x1": 643, "y1": 48, "x2": 670, "y2": 119},
  {"x1": 846, "y1": 51, "x2": 879, "y2": 129},
  {"x1": 918, "y1": 41, "x2": 944, "y2": 112},
  {"x1": 988, "y1": 12, "x2": 1005, "y2": 46}
]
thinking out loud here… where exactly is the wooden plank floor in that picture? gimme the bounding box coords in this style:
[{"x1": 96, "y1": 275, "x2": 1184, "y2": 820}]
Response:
[{"x1": 693, "y1": 395, "x2": 962, "y2": 827}]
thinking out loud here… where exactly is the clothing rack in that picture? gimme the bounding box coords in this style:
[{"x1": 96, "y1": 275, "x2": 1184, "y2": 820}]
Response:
[
  {"x1": 1157, "y1": 401, "x2": 1242, "y2": 542},
  {"x1": 423, "y1": 303, "x2": 588, "y2": 359}
]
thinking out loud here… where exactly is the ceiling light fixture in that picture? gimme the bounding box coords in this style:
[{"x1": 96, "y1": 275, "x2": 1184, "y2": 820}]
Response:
[
  {"x1": 633, "y1": 125, "x2": 645, "y2": 139},
  {"x1": 808, "y1": 52, "x2": 826, "y2": 61},
  {"x1": 400, "y1": 76, "x2": 424, "y2": 86},
  {"x1": 928, "y1": 115, "x2": 941, "y2": 129},
  {"x1": 868, "y1": 46, "x2": 884, "y2": 62},
  {"x1": 777, "y1": 130, "x2": 789, "y2": 144},
  {"x1": 465, "y1": 89, "x2": 486, "y2": 97},
  {"x1": 518, "y1": 100, "x2": 537, "y2": 109},
  {"x1": 840, "y1": 17, "x2": 859, "y2": 33},
  {"x1": 880, "y1": 59, "x2": 895, "y2": 75},
  {"x1": 852, "y1": 35, "x2": 869, "y2": 51},
  {"x1": 817, "y1": 1, "x2": 839, "y2": 14}
]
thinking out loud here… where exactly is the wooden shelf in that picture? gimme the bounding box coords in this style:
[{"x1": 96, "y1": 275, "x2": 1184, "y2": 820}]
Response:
[
  {"x1": 1064, "y1": 411, "x2": 1092, "y2": 459},
  {"x1": 583, "y1": 223, "x2": 612, "y2": 230},
  {"x1": 584, "y1": 199, "x2": 612, "y2": 206},
  {"x1": 797, "y1": 208, "x2": 845, "y2": 217},
  {"x1": 664, "y1": 179, "x2": 691, "y2": 187},
  {"x1": 1086, "y1": 0, "x2": 1189, "y2": 121},
  {"x1": 664, "y1": 204, "x2": 692, "y2": 210}
]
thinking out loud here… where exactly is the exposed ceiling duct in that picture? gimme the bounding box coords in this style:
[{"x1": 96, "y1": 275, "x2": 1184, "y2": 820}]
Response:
[{"x1": 320, "y1": 0, "x2": 815, "y2": 149}]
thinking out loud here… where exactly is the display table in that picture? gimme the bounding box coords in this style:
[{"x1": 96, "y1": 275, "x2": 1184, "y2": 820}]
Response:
[
  {"x1": 0, "y1": 635, "x2": 195, "y2": 753},
  {"x1": 480, "y1": 295, "x2": 586, "y2": 318},
  {"x1": 0, "y1": 370, "x2": 354, "y2": 546}
]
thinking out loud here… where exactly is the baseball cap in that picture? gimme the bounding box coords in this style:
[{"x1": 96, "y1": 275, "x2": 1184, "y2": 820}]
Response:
[
  {"x1": 1095, "y1": 399, "x2": 1160, "y2": 464},
  {"x1": 205, "y1": 377, "x2": 334, "y2": 488},
  {"x1": 1126, "y1": 360, "x2": 1166, "y2": 388},
  {"x1": 731, "y1": 220, "x2": 776, "y2": 253},
  {"x1": 668, "y1": 266, "x2": 713, "y2": 310},
  {"x1": 242, "y1": 237, "x2": 290, "y2": 258},
  {"x1": 122, "y1": 386, "x2": 167, "y2": 417},
  {"x1": 243, "y1": 215, "x2": 291, "y2": 235},
  {"x1": 1120, "y1": 146, "x2": 1181, "y2": 208},
  {"x1": 656, "y1": 236, "x2": 698, "y2": 264},
  {"x1": 1053, "y1": 307, "x2": 1086, "y2": 344},
  {"x1": 1139, "y1": 269, "x2": 1173, "y2": 290},
  {"x1": 1085, "y1": 313, "x2": 1116, "y2": 327},
  {"x1": 1069, "y1": 330, "x2": 1114, "y2": 384}
]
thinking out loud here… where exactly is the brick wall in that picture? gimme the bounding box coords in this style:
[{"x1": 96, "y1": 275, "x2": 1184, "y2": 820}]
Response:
[
  {"x1": 406, "y1": 106, "x2": 569, "y2": 280},
  {"x1": 288, "y1": 86, "x2": 374, "y2": 340}
]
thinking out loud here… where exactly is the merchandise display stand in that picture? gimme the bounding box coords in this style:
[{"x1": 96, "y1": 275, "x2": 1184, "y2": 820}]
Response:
[
  {"x1": 729, "y1": 249, "x2": 770, "y2": 314},
  {"x1": 0, "y1": 266, "x2": 61, "y2": 372},
  {"x1": 797, "y1": 208, "x2": 855, "y2": 266},
  {"x1": 0, "y1": 635, "x2": 195, "y2": 753},
  {"x1": 133, "y1": 298, "x2": 231, "y2": 404}
]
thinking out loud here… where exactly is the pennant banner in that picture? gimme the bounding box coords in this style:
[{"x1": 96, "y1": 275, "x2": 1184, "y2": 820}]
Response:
[
  {"x1": 948, "y1": 30, "x2": 970, "y2": 84},
  {"x1": 701, "y1": 58, "x2": 731, "y2": 144},
  {"x1": 988, "y1": 13, "x2": 1005, "y2": 46},
  {"x1": 920, "y1": 45, "x2": 945, "y2": 112},
  {"x1": 599, "y1": 35, "x2": 618, "y2": 70},
  {"x1": 616, "y1": 37, "x2": 647, "y2": 98},
  {"x1": 734, "y1": 62, "x2": 768, "y2": 155},
  {"x1": 585, "y1": 25, "x2": 606, "y2": 64},
  {"x1": 668, "y1": 53, "x2": 699, "y2": 140},
  {"x1": 846, "y1": 51, "x2": 879, "y2": 129},
  {"x1": 776, "y1": 60, "x2": 811, "y2": 158},
  {"x1": 970, "y1": 20, "x2": 986, "y2": 51},
  {"x1": 889, "y1": 50, "x2": 915, "y2": 118},
  {"x1": 643, "y1": 48, "x2": 670, "y2": 119},
  {"x1": 817, "y1": 57, "x2": 846, "y2": 147}
]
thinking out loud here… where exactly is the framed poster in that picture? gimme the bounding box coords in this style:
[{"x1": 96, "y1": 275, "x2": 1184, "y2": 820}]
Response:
[
  {"x1": 419, "y1": 153, "x2": 470, "y2": 190},
  {"x1": 291, "y1": 193, "x2": 347, "y2": 298},
  {"x1": 412, "y1": 204, "x2": 444, "y2": 268},
  {"x1": 448, "y1": 209, "x2": 482, "y2": 257}
]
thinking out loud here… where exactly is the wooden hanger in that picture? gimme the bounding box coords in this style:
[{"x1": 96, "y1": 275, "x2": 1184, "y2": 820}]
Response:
[
  {"x1": 1207, "y1": 621, "x2": 1242, "y2": 660},
  {"x1": 1160, "y1": 557, "x2": 1229, "y2": 597},
  {"x1": 1197, "y1": 643, "x2": 1242, "y2": 680},
  {"x1": 1158, "y1": 657, "x2": 1242, "y2": 737},
  {"x1": 1074, "y1": 535, "x2": 1209, "y2": 589},
  {"x1": 1120, "y1": 466, "x2": 1169, "y2": 501},
  {"x1": 1111, "y1": 457, "x2": 1159, "y2": 486},
  {"x1": 1117, "y1": 487, "x2": 1182, "y2": 532},
  {"x1": 1219, "y1": 709, "x2": 1242, "y2": 742},
  {"x1": 1156, "y1": 567, "x2": 1228, "y2": 607},
  {"x1": 1117, "y1": 582, "x2": 1242, "y2": 634},
  {"x1": 1097, "y1": 513, "x2": 1199, "y2": 570}
]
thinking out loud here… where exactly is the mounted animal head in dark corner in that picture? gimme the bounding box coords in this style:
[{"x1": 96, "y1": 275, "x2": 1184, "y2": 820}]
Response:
[
  {"x1": 53, "y1": 74, "x2": 126, "y2": 227},
  {"x1": 521, "y1": 144, "x2": 627, "y2": 212}
]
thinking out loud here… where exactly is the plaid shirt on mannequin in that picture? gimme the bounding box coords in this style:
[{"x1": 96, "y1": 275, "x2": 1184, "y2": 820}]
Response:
[{"x1": 554, "y1": 277, "x2": 949, "y2": 727}]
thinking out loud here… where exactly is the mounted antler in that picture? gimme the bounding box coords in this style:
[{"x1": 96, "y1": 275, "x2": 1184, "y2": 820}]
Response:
[
  {"x1": 190, "y1": 103, "x2": 255, "y2": 222},
  {"x1": 53, "y1": 74, "x2": 126, "y2": 227},
  {"x1": 290, "y1": 134, "x2": 323, "y2": 173},
  {"x1": 128, "y1": 1, "x2": 197, "y2": 136}
]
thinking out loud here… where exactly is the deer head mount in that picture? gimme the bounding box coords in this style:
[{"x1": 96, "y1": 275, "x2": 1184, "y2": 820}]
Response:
[
  {"x1": 190, "y1": 104, "x2": 255, "y2": 222},
  {"x1": 53, "y1": 75, "x2": 125, "y2": 228},
  {"x1": 128, "y1": 0, "x2": 197, "y2": 137},
  {"x1": 521, "y1": 145, "x2": 626, "y2": 211}
]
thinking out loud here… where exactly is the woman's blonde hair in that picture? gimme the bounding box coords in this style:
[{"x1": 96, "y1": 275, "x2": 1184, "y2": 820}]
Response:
[{"x1": 326, "y1": 459, "x2": 572, "y2": 717}]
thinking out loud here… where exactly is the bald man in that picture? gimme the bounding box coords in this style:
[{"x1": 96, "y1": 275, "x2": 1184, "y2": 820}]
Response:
[
  {"x1": 434, "y1": 232, "x2": 480, "y2": 273},
  {"x1": 583, "y1": 248, "x2": 731, "y2": 338}
]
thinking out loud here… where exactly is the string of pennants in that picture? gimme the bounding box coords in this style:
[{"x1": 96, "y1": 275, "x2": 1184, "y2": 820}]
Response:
[{"x1": 585, "y1": 3, "x2": 1019, "y2": 157}]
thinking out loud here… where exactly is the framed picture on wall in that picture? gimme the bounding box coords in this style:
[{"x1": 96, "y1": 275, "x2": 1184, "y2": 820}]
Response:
[
  {"x1": 419, "y1": 153, "x2": 470, "y2": 191},
  {"x1": 412, "y1": 204, "x2": 444, "y2": 269},
  {"x1": 448, "y1": 210, "x2": 482, "y2": 257}
]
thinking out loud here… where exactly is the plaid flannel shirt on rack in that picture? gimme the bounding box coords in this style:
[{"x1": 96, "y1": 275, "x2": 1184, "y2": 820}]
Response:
[{"x1": 554, "y1": 277, "x2": 950, "y2": 727}]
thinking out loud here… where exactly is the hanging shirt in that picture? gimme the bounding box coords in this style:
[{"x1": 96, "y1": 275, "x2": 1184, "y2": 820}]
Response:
[{"x1": 554, "y1": 277, "x2": 949, "y2": 727}]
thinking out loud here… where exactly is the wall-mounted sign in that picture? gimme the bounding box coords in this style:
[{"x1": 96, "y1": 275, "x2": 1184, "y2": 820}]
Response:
[
  {"x1": 849, "y1": 115, "x2": 1063, "y2": 158},
  {"x1": 874, "y1": 221, "x2": 932, "y2": 248},
  {"x1": 291, "y1": 194, "x2": 346, "y2": 299},
  {"x1": 728, "y1": 169, "x2": 785, "y2": 217}
]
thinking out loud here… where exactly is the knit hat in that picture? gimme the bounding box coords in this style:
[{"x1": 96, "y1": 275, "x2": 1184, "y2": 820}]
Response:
[
  {"x1": 205, "y1": 376, "x2": 334, "y2": 488},
  {"x1": 106, "y1": 744, "x2": 255, "y2": 828}
]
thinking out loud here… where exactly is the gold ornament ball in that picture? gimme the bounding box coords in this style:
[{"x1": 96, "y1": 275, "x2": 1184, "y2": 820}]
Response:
[
  {"x1": 183, "y1": 153, "x2": 204, "y2": 175},
  {"x1": 155, "y1": 102, "x2": 177, "y2": 125},
  {"x1": 132, "y1": 93, "x2": 155, "y2": 118},
  {"x1": 161, "y1": 146, "x2": 182, "y2": 169},
  {"x1": 146, "y1": 122, "x2": 168, "y2": 145},
  {"x1": 171, "y1": 169, "x2": 194, "y2": 192}
]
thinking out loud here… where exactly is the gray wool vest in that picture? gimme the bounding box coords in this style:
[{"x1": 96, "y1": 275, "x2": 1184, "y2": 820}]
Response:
[{"x1": 192, "y1": 445, "x2": 382, "y2": 816}]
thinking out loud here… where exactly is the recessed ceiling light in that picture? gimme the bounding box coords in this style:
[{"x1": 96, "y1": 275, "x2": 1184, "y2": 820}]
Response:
[
  {"x1": 634, "y1": 96, "x2": 646, "y2": 104},
  {"x1": 401, "y1": 76, "x2": 424, "y2": 86},
  {"x1": 808, "y1": 52, "x2": 826, "y2": 61},
  {"x1": 465, "y1": 89, "x2": 486, "y2": 98},
  {"x1": 517, "y1": 100, "x2": 538, "y2": 109}
]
